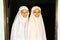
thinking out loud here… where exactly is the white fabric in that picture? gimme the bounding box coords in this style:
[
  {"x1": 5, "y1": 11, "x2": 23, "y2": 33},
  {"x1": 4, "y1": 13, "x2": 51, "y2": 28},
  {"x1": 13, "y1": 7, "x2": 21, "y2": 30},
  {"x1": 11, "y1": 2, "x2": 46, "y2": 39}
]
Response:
[
  {"x1": 27, "y1": 6, "x2": 47, "y2": 40},
  {"x1": 10, "y1": 6, "x2": 29, "y2": 40}
]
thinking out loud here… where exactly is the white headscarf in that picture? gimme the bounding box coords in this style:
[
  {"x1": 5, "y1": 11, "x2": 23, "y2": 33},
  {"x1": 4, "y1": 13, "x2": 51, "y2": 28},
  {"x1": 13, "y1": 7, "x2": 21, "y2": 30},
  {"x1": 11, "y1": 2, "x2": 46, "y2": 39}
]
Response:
[
  {"x1": 10, "y1": 6, "x2": 29, "y2": 40},
  {"x1": 15, "y1": 6, "x2": 29, "y2": 23},
  {"x1": 27, "y1": 6, "x2": 47, "y2": 40}
]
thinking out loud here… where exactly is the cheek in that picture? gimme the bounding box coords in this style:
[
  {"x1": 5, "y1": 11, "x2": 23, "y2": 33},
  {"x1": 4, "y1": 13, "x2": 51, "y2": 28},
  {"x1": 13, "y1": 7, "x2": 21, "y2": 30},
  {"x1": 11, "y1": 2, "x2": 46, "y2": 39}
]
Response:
[
  {"x1": 37, "y1": 13, "x2": 40, "y2": 15},
  {"x1": 26, "y1": 13, "x2": 28, "y2": 16},
  {"x1": 21, "y1": 13, "x2": 25, "y2": 16},
  {"x1": 33, "y1": 13, "x2": 36, "y2": 16},
  {"x1": 25, "y1": 13, "x2": 27, "y2": 15}
]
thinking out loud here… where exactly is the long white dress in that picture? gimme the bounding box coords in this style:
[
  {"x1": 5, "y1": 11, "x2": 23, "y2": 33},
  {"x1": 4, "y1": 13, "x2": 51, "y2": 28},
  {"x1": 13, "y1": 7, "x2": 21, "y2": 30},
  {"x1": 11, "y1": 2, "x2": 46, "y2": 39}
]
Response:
[
  {"x1": 27, "y1": 6, "x2": 47, "y2": 40},
  {"x1": 10, "y1": 6, "x2": 29, "y2": 40}
]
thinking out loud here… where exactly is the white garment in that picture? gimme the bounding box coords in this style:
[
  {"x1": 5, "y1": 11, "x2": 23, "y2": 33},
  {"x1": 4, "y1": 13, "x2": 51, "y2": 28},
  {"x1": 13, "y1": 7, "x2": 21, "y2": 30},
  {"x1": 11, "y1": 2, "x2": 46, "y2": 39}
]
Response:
[
  {"x1": 27, "y1": 6, "x2": 47, "y2": 40},
  {"x1": 10, "y1": 6, "x2": 29, "y2": 40}
]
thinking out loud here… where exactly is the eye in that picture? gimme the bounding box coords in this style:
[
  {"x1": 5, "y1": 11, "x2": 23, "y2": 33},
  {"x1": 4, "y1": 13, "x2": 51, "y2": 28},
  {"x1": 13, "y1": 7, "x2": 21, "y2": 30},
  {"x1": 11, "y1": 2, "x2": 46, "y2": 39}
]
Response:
[
  {"x1": 38, "y1": 11, "x2": 40, "y2": 13},
  {"x1": 21, "y1": 10, "x2": 23, "y2": 13},
  {"x1": 33, "y1": 11, "x2": 36, "y2": 13},
  {"x1": 26, "y1": 11, "x2": 28, "y2": 13}
]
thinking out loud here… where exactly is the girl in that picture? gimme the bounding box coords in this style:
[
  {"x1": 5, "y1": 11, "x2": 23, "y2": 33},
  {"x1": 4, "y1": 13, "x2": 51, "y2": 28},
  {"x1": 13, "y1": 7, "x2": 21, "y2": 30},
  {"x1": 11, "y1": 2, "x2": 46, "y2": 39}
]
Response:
[
  {"x1": 27, "y1": 6, "x2": 47, "y2": 40},
  {"x1": 10, "y1": 6, "x2": 29, "y2": 40}
]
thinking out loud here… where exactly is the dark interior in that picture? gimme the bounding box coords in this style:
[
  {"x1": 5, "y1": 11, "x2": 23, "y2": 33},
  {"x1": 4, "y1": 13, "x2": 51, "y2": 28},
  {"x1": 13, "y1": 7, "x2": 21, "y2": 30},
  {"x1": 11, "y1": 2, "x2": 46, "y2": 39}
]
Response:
[{"x1": 8, "y1": 0, "x2": 55, "y2": 40}]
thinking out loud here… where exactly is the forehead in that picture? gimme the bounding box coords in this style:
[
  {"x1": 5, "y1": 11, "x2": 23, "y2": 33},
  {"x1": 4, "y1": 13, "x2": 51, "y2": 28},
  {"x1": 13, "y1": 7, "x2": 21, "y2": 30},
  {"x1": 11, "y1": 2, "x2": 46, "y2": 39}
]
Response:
[
  {"x1": 33, "y1": 8, "x2": 40, "y2": 11},
  {"x1": 21, "y1": 9, "x2": 28, "y2": 11}
]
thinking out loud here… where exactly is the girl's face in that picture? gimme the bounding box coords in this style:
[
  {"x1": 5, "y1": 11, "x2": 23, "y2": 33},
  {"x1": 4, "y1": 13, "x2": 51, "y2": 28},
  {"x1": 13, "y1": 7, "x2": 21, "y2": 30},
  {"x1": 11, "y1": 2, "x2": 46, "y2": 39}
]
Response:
[
  {"x1": 33, "y1": 8, "x2": 40, "y2": 17},
  {"x1": 21, "y1": 9, "x2": 28, "y2": 18}
]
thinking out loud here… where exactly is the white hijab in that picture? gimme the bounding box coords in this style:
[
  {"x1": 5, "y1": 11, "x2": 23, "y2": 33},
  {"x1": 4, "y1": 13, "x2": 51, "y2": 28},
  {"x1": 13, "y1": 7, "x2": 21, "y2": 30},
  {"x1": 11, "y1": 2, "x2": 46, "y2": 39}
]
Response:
[
  {"x1": 27, "y1": 6, "x2": 47, "y2": 40},
  {"x1": 10, "y1": 6, "x2": 29, "y2": 40}
]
